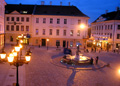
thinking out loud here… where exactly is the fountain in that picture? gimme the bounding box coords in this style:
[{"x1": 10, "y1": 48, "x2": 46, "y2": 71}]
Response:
[{"x1": 61, "y1": 44, "x2": 91, "y2": 65}]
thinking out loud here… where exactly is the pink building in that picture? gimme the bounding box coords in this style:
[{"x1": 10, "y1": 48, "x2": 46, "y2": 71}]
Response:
[
  {"x1": 0, "y1": 0, "x2": 6, "y2": 50},
  {"x1": 5, "y1": 3, "x2": 89, "y2": 48}
]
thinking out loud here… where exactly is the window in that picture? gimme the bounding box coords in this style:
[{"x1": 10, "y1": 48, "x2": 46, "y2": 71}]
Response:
[
  {"x1": 26, "y1": 17, "x2": 29, "y2": 22},
  {"x1": 21, "y1": 26, "x2": 24, "y2": 31},
  {"x1": 11, "y1": 17, "x2": 14, "y2": 21},
  {"x1": 63, "y1": 30, "x2": 66, "y2": 36},
  {"x1": 78, "y1": 20, "x2": 81, "y2": 25},
  {"x1": 56, "y1": 29, "x2": 59, "y2": 35},
  {"x1": 118, "y1": 25, "x2": 120, "y2": 30},
  {"x1": 36, "y1": 29, "x2": 38, "y2": 35},
  {"x1": 36, "y1": 39, "x2": 38, "y2": 44},
  {"x1": 10, "y1": 36, "x2": 13, "y2": 42},
  {"x1": 111, "y1": 25, "x2": 112, "y2": 29},
  {"x1": 70, "y1": 41, "x2": 73, "y2": 47},
  {"x1": 117, "y1": 34, "x2": 120, "y2": 39},
  {"x1": 70, "y1": 30, "x2": 73, "y2": 36},
  {"x1": 16, "y1": 26, "x2": 19, "y2": 31},
  {"x1": 105, "y1": 25, "x2": 107, "y2": 30},
  {"x1": 57, "y1": 19, "x2": 60, "y2": 24},
  {"x1": 7, "y1": 17, "x2": 9, "y2": 21},
  {"x1": 77, "y1": 30, "x2": 80, "y2": 36},
  {"x1": 110, "y1": 33, "x2": 112, "y2": 39},
  {"x1": 21, "y1": 17, "x2": 24, "y2": 22},
  {"x1": 56, "y1": 40, "x2": 60, "y2": 46},
  {"x1": 43, "y1": 18, "x2": 46, "y2": 23},
  {"x1": 49, "y1": 29, "x2": 52, "y2": 35},
  {"x1": 43, "y1": 29, "x2": 45, "y2": 35},
  {"x1": 16, "y1": 17, "x2": 19, "y2": 21},
  {"x1": 64, "y1": 19, "x2": 67, "y2": 24},
  {"x1": 36, "y1": 18, "x2": 39, "y2": 23},
  {"x1": 11, "y1": 25, "x2": 14, "y2": 31},
  {"x1": 50, "y1": 18, "x2": 53, "y2": 24},
  {"x1": 6, "y1": 25, "x2": 9, "y2": 31},
  {"x1": 26, "y1": 26, "x2": 29, "y2": 31}
]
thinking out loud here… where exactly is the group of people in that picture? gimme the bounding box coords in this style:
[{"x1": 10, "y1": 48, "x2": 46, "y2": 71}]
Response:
[{"x1": 90, "y1": 56, "x2": 99, "y2": 65}]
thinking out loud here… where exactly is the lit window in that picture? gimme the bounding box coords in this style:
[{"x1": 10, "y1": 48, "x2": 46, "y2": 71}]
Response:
[
  {"x1": 36, "y1": 29, "x2": 38, "y2": 35},
  {"x1": 77, "y1": 30, "x2": 80, "y2": 36},
  {"x1": 23, "y1": 11, "x2": 27, "y2": 14},
  {"x1": 70, "y1": 30, "x2": 73, "y2": 36}
]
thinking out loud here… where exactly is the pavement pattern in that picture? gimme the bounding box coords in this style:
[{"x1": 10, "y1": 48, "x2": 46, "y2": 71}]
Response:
[{"x1": 1, "y1": 45, "x2": 120, "y2": 86}]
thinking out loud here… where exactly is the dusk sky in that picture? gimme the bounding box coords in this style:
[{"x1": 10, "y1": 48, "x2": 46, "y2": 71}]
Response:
[{"x1": 5, "y1": 0, "x2": 120, "y2": 24}]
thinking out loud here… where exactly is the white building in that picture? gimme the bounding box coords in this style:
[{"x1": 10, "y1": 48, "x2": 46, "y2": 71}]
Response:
[
  {"x1": 5, "y1": 3, "x2": 89, "y2": 48},
  {"x1": 0, "y1": 0, "x2": 6, "y2": 50},
  {"x1": 91, "y1": 8, "x2": 120, "y2": 50}
]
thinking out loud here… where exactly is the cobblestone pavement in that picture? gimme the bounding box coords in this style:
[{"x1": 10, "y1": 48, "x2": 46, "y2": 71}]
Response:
[{"x1": 26, "y1": 47, "x2": 120, "y2": 86}]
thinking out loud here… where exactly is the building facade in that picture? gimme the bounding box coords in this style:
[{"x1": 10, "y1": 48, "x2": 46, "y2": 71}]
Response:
[
  {"x1": 0, "y1": 0, "x2": 6, "y2": 50},
  {"x1": 91, "y1": 8, "x2": 120, "y2": 50},
  {"x1": 5, "y1": 4, "x2": 89, "y2": 48}
]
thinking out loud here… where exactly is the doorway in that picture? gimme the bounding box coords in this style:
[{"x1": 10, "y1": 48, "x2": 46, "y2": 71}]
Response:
[
  {"x1": 42, "y1": 39, "x2": 46, "y2": 46},
  {"x1": 63, "y1": 40, "x2": 66, "y2": 47}
]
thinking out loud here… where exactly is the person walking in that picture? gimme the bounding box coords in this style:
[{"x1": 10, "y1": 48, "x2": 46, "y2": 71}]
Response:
[
  {"x1": 96, "y1": 56, "x2": 99, "y2": 64},
  {"x1": 90, "y1": 57, "x2": 93, "y2": 65}
]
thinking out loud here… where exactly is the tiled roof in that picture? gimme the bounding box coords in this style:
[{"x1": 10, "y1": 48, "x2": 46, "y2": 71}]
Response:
[
  {"x1": 5, "y1": 4, "x2": 88, "y2": 17},
  {"x1": 93, "y1": 10, "x2": 120, "y2": 23}
]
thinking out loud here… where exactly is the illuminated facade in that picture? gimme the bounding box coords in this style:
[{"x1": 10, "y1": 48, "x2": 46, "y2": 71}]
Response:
[
  {"x1": 0, "y1": 0, "x2": 6, "y2": 50},
  {"x1": 91, "y1": 8, "x2": 120, "y2": 50},
  {"x1": 5, "y1": 4, "x2": 89, "y2": 48}
]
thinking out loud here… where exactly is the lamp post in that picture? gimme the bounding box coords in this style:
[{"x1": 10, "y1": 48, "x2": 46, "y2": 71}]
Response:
[
  {"x1": 6, "y1": 35, "x2": 32, "y2": 86},
  {"x1": 47, "y1": 39, "x2": 49, "y2": 50}
]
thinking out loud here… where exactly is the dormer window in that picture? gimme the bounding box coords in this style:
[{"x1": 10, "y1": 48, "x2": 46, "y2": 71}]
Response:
[{"x1": 23, "y1": 11, "x2": 27, "y2": 14}]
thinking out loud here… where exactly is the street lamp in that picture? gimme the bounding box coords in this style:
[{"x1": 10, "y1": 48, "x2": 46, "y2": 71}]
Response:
[
  {"x1": 80, "y1": 24, "x2": 85, "y2": 29},
  {"x1": 0, "y1": 48, "x2": 6, "y2": 61},
  {"x1": 47, "y1": 39, "x2": 49, "y2": 50}
]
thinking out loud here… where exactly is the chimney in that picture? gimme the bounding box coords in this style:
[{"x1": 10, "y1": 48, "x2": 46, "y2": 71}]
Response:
[
  {"x1": 116, "y1": 7, "x2": 119, "y2": 11},
  {"x1": 60, "y1": 2, "x2": 62, "y2": 6},
  {"x1": 68, "y1": 2, "x2": 70, "y2": 6},
  {"x1": 106, "y1": 10, "x2": 108, "y2": 14},
  {"x1": 41, "y1": 1, "x2": 45, "y2": 5},
  {"x1": 50, "y1": 1, "x2": 52, "y2": 5}
]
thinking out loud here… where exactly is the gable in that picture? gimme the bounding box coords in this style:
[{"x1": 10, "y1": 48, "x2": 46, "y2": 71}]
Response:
[{"x1": 10, "y1": 10, "x2": 20, "y2": 14}]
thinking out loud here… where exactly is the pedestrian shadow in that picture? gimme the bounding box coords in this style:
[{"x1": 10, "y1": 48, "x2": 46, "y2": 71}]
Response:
[
  {"x1": 51, "y1": 52, "x2": 64, "y2": 59},
  {"x1": 67, "y1": 69, "x2": 78, "y2": 86}
]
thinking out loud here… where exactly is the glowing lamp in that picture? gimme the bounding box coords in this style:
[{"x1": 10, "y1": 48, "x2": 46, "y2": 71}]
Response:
[
  {"x1": 80, "y1": 24, "x2": 85, "y2": 29},
  {"x1": 47, "y1": 39, "x2": 49, "y2": 41},
  {"x1": 15, "y1": 46, "x2": 20, "y2": 52},
  {"x1": 20, "y1": 40, "x2": 23, "y2": 43},
  {"x1": 25, "y1": 53, "x2": 31, "y2": 62},
  {"x1": 0, "y1": 49, "x2": 6, "y2": 60},
  {"x1": 8, "y1": 53, "x2": 14, "y2": 63},
  {"x1": 19, "y1": 44, "x2": 23, "y2": 49},
  {"x1": 13, "y1": 50, "x2": 17, "y2": 57}
]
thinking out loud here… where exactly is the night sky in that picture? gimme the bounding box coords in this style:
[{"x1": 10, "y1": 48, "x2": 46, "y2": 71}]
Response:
[{"x1": 5, "y1": 0, "x2": 120, "y2": 24}]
